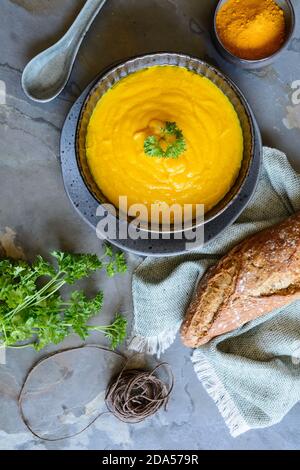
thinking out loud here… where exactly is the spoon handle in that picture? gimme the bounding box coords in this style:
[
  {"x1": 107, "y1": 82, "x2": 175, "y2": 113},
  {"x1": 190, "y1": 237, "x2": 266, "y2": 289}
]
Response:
[{"x1": 64, "y1": 0, "x2": 107, "y2": 49}]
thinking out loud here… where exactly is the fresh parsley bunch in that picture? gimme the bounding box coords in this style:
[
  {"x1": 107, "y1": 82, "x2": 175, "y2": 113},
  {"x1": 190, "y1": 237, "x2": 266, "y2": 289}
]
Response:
[
  {"x1": 144, "y1": 121, "x2": 187, "y2": 159},
  {"x1": 0, "y1": 244, "x2": 127, "y2": 351}
]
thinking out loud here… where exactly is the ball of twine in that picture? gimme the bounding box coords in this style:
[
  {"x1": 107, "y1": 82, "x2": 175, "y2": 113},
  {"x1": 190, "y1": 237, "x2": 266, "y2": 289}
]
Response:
[{"x1": 105, "y1": 363, "x2": 174, "y2": 423}]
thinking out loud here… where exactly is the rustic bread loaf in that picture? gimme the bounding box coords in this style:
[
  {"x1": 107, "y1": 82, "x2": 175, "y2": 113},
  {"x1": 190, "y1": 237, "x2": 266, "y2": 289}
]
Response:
[{"x1": 181, "y1": 213, "x2": 300, "y2": 348}]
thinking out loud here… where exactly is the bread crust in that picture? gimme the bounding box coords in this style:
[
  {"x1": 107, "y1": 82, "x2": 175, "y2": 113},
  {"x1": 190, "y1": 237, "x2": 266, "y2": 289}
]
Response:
[{"x1": 181, "y1": 213, "x2": 300, "y2": 348}]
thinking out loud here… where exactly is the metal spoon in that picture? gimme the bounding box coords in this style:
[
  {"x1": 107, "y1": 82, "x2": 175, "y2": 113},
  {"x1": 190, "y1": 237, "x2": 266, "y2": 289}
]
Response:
[{"x1": 22, "y1": 0, "x2": 107, "y2": 103}]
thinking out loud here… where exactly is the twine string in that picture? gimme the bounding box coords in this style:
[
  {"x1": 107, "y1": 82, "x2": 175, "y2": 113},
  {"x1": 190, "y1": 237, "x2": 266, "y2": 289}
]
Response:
[{"x1": 18, "y1": 345, "x2": 173, "y2": 441}]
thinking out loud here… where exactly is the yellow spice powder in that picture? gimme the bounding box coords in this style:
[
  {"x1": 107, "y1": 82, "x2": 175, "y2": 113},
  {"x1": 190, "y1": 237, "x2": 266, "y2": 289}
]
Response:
[{"x1": 216, "y1": 0, "x2": 286, "y2": 60}]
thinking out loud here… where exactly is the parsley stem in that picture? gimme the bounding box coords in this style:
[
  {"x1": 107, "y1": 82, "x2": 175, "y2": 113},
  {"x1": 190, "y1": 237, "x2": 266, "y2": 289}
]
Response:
[
  {"x1": 4, "y1": 272, "x2": 63, "y2": 319},
  {"x1": 1, "y1": 323, "x2": 8, "y2": 342},
  {"x1": 88, "y1": 325, "x2": 107, "y2": 331},
  {"x1": 27, "y1": 278, "x2": 66, "y2": 308},
  {"x1": 0, "y1": 280, "x2": 9, "y2": 298},
  {"x1": 22, "y1": 271, "x2": 38, "y2": 283}
]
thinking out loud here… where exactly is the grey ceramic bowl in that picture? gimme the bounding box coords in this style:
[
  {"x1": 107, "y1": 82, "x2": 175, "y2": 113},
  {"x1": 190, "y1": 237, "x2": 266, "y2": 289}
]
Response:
[
  {"x1": 214, "y1": 0, "x2": 295, "y2": 68},
  {"x1": 76, "y1": 52, "x2": 258, "y2": 234}
]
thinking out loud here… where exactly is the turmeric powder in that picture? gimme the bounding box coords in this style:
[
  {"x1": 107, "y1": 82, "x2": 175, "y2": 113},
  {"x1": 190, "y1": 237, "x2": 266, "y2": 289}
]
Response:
[{"x1": 216, "y1": 0, "x2": 286, "y2": 60}]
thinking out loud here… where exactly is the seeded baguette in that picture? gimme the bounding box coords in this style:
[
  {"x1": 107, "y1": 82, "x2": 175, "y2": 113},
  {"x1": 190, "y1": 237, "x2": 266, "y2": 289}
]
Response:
[{"x1": 181, "y1": 213, "x2": 300, "y2": 348}]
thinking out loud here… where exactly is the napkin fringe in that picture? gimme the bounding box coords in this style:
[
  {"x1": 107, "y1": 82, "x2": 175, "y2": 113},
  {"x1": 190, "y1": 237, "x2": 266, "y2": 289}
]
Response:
[
  {"x1": 192, "y1": 350, "x2": 250, "y2": 437},
  {"x1": 128, "y1": 324, "x2": 180, "y2": 357}
]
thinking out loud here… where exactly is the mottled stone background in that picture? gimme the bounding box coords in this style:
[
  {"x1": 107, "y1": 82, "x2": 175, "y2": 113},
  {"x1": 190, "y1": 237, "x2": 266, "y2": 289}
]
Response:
[{"x1": 1, "y1": 0, "x2": 300, "y2": 450}]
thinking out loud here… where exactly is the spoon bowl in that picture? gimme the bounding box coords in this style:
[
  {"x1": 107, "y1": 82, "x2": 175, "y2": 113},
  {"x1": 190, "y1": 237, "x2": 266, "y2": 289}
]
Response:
[
  {"x1": 22, "y1": 41, "x2": 77, "y2": 102},
  {"x1": 22, "y1": 0, "x2": 107, "y2": 103}
]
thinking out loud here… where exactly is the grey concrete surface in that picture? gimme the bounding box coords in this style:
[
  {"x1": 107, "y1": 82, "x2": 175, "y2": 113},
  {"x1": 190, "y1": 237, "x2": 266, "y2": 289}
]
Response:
[{"x1": 1, "y1": 0, "x2": 300, "y2": 450}]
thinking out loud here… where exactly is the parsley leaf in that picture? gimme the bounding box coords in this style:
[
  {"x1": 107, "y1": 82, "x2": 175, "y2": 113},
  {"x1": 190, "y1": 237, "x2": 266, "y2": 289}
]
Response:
[
  {"x1": 90, "y1": 313, "x2": 127, "y2": 350},
  {"x1": 144, "y1": 121, "x2": 186, "y2": 159},
  {"x1": 51, "y1": 251, "x2": 103, "y2": 284},
  {"x1": 103, "y1": 243, "x2": 127, "y2": 277},
  {"x1": 144, "y1": 135, "x2": 165, "y2": 157}
]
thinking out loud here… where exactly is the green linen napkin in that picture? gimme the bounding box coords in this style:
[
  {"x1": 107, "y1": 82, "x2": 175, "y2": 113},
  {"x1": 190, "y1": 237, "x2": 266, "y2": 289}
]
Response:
[{"x1": 131, "y1": 147, "x2": 300, "y2": 437}]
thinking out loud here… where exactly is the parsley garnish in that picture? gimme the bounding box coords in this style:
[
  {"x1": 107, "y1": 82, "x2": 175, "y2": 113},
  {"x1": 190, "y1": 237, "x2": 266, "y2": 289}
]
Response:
[
  {"x1": 144, "y1": 121, "x2": 186, "y2": 159},
  {"x1": 0, "y1": 244, "x2": 127, "y2": 350}
]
